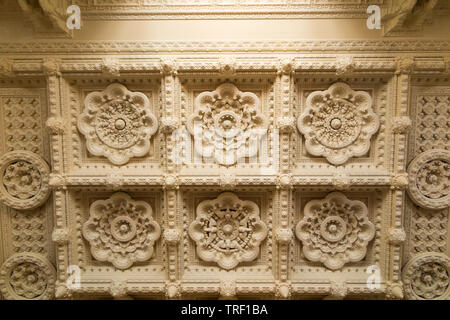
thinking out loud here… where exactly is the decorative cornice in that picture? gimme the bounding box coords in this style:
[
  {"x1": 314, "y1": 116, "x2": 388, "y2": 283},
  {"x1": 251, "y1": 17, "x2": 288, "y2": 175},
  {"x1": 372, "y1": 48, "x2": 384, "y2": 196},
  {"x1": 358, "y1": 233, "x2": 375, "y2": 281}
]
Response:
[
  {"x1": 55, "y1": 175, "x2": 396, "y2": 187},
  {"x1": 2, "y1": 56, "x2": 449, "y2": 76},
  {"x1": 0, "y1": 40, "x2": 449, "y2": 54},
  {"x1": 70, "y1": 2, "x2": 388, "y2": 21}
]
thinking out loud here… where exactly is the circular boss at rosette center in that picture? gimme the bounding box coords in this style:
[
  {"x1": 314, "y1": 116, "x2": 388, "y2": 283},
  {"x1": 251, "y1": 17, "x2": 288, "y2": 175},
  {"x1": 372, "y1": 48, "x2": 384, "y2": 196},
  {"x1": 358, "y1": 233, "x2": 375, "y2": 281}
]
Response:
[
  {"x1": 214, "y1": 111, "x2": 241, "y2": 138},
  {"x1": 111, "y1": 215, "x2": 137, "y2": 242},
  {"x1": 320, "y1": 216, "x2": 347, "y2": 242},
  {"x1": 217, "y1": 217, "x2": 240, "y2": 241}
]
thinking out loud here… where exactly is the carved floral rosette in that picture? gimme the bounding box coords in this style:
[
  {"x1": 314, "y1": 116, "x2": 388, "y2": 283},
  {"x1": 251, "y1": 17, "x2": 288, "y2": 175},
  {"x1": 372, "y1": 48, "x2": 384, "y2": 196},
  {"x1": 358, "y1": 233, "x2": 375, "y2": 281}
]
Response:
[
  {"x1": 188, "y1": 192, "x2": 268, "y2": 269},
  {"x1": 407, "y1": 149, "x2": 450, "y2": 210},
  {"x1": 295, "y1": 192, "x2": 375, "y2": 270},
  {"x1": 0, "y1": 150, "x2": 51, "y2": 210},
  {"x1": 77, "y1": 83, "x2": 158, "y2": 165},
  {"x1": 402, "y1": 252, "x2": 450, "y2": 300},
  {"x1": 0, "y1": 253, "x2": 56, "y2": 300},
  {"x1": 186, "y1": 83, "x2": 268, "y2": 165},
  {"x1": 82, "y1": 192, "x2": 161, "y2": 269},
  {"x1": 297, "y1": 82, "x2": 380, "y2": 165}
]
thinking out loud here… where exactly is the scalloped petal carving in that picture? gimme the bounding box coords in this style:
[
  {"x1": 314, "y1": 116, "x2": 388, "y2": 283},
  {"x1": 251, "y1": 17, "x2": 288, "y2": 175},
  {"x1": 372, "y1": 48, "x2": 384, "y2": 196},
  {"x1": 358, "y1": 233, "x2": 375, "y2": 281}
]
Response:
[
  {"x1": 186, "y1": 83, "x2": 268, "y2": 165},
  {"x1": 188, "y1": 192, "x2": 267, "y2": 270},
  {"x1": 77, "y1": 83, "x2": 158, "y2": 165},
  {"x1": 297, "y1": 82, "x2": 380, "y2": 165},
  {"x1": 295, "y1": 192, "x2": 375, "y2": 270},
  {"x1": 82, "y1": 192, "x2": 161, "y2": 270}
]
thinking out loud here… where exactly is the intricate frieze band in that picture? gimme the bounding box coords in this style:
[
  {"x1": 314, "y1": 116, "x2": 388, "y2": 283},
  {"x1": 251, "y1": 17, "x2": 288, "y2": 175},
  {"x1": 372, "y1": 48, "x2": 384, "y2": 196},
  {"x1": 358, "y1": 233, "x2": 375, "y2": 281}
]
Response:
[
  {"x1": 295, "y1": 192, "x2": 375, "y2": 270},
  {"x1": 77, "y1": 83, "x2": 158, "y2": 165},
  {"x1": 0, "y1": 253, "x2": 56, "y2": 300},
  {"x1": 297, "y1": 82, "x2": 380, "y2": 165},
  {"x1": 0, "y1": 150, "x2": 51, "y2": 210},
  {"x1": 82, "y1": 192, "x2": 161, "y2": 269},
  {"x1": 402, "y1": 252, "x2": 450, "y2": 300},
  {"x1": 407, "y1": 149, "x2": 450, "y2": 210},
  {"x1": 71, "y1": 0, "x2": 385, "y2": 20},
  {"x1": 188, "y1": 192, "x2": 268, "y2": 269}
]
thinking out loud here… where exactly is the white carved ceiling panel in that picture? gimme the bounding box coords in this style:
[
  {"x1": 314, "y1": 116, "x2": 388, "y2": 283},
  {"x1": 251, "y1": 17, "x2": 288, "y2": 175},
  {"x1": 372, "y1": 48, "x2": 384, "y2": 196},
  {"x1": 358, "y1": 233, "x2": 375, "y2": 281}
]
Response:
[
  {"x1": 0, "y1": 4, "x2": 448, "y2": 300},
  {"x1": 0, "y1": 55, "x2": 448, "y2": 300}
]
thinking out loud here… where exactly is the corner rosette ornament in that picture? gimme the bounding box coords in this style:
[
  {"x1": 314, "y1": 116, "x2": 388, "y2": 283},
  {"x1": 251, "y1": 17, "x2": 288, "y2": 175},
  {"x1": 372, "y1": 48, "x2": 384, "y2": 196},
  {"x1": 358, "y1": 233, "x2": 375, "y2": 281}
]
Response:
[
  {"x1": 297, "y1": 82, "x2": 379, "y2": 165},
  {"x1": 188, "y1": 192, "x2": 268, "y2": 270},
  {"x1": 295, "y1": 192, "x2": 375, "y2": 270},
  {"x1": 402, "y1": 252, "x2": 450, "y2": 300},
  {"x1": 82, "y1": 192, "x2": 161, "y2": 269},
  {"x1": 0, "y1": 150, "x2": 51, "y2": 210},
  {"x1": 407, "y1": 149, "x2": 450, "y2": 210},
  {"x1": 77, "y1": 83, "x2": 158, "y2": 165},
  {"x1": 0, "y1": 253, "x2": 56, "y2": 300},
  {"x1": 186, "y1": 83, "x2": 268, "y2": 165}
]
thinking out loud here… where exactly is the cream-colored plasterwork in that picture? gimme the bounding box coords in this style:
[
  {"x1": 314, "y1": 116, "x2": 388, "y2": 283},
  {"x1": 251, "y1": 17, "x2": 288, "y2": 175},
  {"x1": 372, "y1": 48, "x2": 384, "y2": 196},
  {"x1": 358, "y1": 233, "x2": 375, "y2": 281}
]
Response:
[{"x1": 0, "y1": 2, "x2": 449, "y2": 300}]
